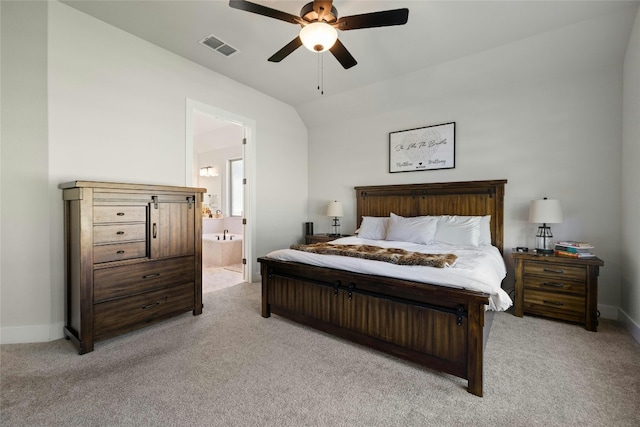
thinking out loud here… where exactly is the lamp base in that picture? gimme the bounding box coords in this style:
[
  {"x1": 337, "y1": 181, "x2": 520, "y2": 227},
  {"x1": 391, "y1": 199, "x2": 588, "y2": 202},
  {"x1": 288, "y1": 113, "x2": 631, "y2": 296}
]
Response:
[{"x1": 535, "y1": 248, "x2": 554, "y2": 255}]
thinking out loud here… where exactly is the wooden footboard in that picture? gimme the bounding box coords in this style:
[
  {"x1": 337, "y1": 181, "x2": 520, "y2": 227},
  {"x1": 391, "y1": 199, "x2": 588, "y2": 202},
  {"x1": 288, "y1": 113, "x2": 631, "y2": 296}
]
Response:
[{"x1": 259, "y1": 258, "x2": 490, "y2": 397}]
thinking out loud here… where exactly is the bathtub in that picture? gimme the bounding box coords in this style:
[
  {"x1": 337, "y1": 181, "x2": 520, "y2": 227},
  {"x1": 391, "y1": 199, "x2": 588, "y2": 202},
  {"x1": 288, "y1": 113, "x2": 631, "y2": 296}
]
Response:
[{"x1": 202, "y1": 233, "x2": 243, "y2": 268}]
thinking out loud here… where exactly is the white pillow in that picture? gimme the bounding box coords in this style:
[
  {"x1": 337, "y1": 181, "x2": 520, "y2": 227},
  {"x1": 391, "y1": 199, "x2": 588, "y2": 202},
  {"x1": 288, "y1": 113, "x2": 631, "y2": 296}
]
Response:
[
  {"x1": 434, "y1": 216, "x2": 482, "y2": 246},
  {"x1": 357, "y1": 216, "x2": 389, "y2": 240},
  {"x1": 385, "y1": 213, "x2": 438, "y2": 245},
  {"x1": 436, "y1": 215, "x2": 492, "y2": 245}
]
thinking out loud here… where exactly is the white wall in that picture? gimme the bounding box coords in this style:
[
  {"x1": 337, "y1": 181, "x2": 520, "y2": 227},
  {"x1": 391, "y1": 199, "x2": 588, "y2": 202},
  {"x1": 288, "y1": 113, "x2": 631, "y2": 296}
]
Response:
[
  {"x1": 197, "y1": 144, "x2": 243, "y2": 217},
  {"x1": 622, "y1": 7, "x2": 640, "y2": 338},
  {"x1": 0, "y1": 1, "x2": 308, "y2": 343},
  {"x1": 1, "y1": 1, "x2": 52, "y2": 342},
  {"x1": 307, "y1": 23, "x2": 625, "y2": 314}
]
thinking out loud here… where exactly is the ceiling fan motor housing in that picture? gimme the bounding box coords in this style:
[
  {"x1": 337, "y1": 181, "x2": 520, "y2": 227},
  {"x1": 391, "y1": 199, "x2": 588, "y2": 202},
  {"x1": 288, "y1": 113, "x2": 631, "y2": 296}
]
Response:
[{"x1": 300, "y1": 2, "x2": 338, "y2": 23}]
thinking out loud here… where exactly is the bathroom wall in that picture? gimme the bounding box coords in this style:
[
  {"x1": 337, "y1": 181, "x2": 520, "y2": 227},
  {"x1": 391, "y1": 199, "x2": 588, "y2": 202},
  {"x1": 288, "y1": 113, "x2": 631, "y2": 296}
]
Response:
[{"x1": 202, "y1": 217, "x2": 243, "y2": 235}]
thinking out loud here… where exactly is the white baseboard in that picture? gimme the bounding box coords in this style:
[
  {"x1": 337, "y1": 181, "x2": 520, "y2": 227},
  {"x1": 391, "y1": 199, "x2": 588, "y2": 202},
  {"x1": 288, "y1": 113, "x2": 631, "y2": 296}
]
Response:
[
  {"x1": 618, "y1": 308, "x2": 640, "y2": 346},
  {"x1": 597, "y1": 304, "x2": 619, "y2": 320},
  {"x1": 0, "y1": 321, "x2": 64, "y2": 345}
]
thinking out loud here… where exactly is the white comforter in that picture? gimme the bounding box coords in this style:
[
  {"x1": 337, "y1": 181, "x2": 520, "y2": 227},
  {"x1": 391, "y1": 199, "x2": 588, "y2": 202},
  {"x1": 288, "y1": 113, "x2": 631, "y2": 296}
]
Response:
[{"x1": 264, "y1": 236, "x2": 512, "y2": 311}]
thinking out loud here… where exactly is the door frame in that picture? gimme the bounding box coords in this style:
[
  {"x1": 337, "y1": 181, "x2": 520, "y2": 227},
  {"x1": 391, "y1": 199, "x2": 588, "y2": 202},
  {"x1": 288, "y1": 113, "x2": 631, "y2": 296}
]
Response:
[{"x1": 185, "y1": 98, "x2": 256, "y2": 283}]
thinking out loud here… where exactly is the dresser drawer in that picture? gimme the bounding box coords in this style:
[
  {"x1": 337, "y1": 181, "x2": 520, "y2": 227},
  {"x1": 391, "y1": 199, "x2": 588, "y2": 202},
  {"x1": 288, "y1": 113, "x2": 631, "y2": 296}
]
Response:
[
  {"x1": 524, "y1": 289, "x2": 585, "y2": 316},
  {"x1": 93, "y1": 256, "x2": 195, "y2": 302},
  {"x1": 94, "y1": 223, "x2": 146, "y2": 244},
  {"x1": 524, "y1": 261, "x2": 586, "y2": 281},
  {"x1": 522, "y1": 276, "x2": 585, "y2": 296},
  {"x1": 94, "y1": 206, "x2": 147, "y2": 224},
  {"x1": 94, "y1": 242, "x2": 147, "y2": 264},
  {"x1": 93, "y1": 282, "x2": 194, "y2": 338}
]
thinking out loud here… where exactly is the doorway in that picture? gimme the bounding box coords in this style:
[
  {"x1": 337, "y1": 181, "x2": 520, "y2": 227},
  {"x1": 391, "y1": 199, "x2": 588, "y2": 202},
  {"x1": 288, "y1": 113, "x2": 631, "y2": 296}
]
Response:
[{"x1": 185, "y1": 99, "x2": 256, "y2": 289}]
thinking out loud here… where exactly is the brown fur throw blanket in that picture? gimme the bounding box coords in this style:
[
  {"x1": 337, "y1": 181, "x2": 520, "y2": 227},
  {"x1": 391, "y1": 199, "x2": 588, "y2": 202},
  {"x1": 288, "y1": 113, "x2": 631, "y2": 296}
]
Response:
[{"x1": 290, "y1": 243, "x2": 457, "y2": 268}]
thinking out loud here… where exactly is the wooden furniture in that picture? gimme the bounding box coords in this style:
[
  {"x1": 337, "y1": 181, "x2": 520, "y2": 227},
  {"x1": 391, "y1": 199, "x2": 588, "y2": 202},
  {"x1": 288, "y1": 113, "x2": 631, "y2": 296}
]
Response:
[
  {"x1": 305, "y1": 234, "x2": 349, "y2": 244},
  {"x1": 512, "y1": 251, "x2": 604, "y2": 331},
  {"x1": 259, "y1": 179, "x2": 507, "y2": 396},
  {"x1": 60, "y1": 181, "x2": 206, "y2": 354}
]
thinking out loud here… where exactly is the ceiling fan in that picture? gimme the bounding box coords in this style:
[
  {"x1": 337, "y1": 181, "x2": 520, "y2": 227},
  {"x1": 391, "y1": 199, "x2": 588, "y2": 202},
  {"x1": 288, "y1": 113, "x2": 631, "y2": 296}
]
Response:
[{"x1": 228, "y1": 0, "x2": 409, "y2": 69}]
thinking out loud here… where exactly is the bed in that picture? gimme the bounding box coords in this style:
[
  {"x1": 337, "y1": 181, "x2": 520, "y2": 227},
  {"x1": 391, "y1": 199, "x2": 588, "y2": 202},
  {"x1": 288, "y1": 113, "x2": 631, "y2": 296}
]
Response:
[{"x1": 258, "y1": 179, "x2": 508, "y2": 396}]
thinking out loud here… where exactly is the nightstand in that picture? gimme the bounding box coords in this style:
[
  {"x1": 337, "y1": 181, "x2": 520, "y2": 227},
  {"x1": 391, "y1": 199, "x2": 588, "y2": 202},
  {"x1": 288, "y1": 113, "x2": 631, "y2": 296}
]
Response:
[
  {"x1": 512, "y1": 251, "x2": 604, "y2": 331},
  {"x1": 305, "y1": 234, "x2": 348, "y2": 244}
]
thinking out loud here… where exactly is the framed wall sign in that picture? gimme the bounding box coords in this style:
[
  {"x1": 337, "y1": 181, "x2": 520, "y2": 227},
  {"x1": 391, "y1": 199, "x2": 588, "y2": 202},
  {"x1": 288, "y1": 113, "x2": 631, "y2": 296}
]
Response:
[{"x1": 389, "y1": 122, "x2": 455, "y2": 173}]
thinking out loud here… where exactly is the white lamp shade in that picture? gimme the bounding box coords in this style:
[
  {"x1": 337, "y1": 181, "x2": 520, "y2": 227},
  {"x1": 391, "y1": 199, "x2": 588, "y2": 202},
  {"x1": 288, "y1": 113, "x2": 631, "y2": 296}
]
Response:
[
  {"x1": 300, "y1": 22, "x2": 338, "y2": 53},
  {"x1": 326, "y1": 200, "x2": 343, "y2": 217},
  {"x1": 529, "y1": 198, "x2": 563, "y2": 223}
]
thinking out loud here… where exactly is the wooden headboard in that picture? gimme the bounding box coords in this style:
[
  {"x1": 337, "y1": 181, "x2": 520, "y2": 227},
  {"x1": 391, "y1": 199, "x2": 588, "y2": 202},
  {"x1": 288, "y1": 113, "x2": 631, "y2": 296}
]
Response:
[{"x1": 354, "y1": 180, "x2": 507, "y2": 252}]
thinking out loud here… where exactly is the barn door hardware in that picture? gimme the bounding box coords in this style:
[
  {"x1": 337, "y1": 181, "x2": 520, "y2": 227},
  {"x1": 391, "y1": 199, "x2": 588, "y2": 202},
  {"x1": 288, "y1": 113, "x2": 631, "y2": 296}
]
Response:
[{"x1": 333, "y1": 281, "x2": 341, "y2": 297}]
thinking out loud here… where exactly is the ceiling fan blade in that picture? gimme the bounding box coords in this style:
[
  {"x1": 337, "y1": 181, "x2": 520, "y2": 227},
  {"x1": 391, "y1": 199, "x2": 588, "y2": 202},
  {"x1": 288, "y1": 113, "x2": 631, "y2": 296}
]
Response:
[
  {"x1": 268, "y1": 37, "x2": 303, "y2": 62},
  {"x1": 334, "y1": 8, "x2": 409, "y2": 30},
  {"x1": 229, "y1": 0, "x2": 302, "y2": 25},
  {"x1": 329, "y1": 39, "x2": 357, "y2": 69}
]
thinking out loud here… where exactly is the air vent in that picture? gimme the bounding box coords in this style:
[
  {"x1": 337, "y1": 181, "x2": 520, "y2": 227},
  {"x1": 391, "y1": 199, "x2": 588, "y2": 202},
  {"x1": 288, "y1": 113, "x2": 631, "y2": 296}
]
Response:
[{"x1": 199, "y1": 34, "x2": 239, "y2": 58}]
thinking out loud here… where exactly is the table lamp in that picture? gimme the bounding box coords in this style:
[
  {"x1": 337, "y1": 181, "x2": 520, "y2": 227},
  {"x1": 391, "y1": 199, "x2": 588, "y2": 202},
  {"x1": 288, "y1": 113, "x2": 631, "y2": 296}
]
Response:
[
  {"x1": 326, "y1": 201, "x2": 343, "y2": 237},
  {"x1": 529, "y1": 197, "x2": 563, "y2": 255}
]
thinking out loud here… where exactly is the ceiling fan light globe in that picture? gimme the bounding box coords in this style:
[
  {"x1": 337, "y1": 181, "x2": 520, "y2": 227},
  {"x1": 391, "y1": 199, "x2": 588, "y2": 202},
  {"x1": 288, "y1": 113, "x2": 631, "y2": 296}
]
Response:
[{"x1": 299, "y1": 22, "x2": 337, "y2": 53}]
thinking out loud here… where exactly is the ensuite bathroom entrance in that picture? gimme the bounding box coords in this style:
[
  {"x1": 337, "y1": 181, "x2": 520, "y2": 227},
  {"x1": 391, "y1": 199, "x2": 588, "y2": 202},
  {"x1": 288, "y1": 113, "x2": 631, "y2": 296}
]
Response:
[{"x1": 190, "y1": 104, "x2": 248, "y2": 293}]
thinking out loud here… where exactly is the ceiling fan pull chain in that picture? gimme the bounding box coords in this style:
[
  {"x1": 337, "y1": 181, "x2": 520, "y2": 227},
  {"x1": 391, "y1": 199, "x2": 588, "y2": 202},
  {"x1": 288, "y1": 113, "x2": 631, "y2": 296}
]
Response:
[
  {"x1": 320, "y1": 53, "x2": 324, "y2": 95},
  {"x1": 317, "y1": 52, "x2": 322, "y2": 94},
  {"x1": 317, "y1": 52, "x2": 320, "y2": 92}
]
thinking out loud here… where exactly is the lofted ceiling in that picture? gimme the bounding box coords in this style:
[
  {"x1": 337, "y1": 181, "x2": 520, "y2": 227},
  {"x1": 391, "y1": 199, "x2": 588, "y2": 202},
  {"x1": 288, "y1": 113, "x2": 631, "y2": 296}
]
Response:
[{"x1": 61, "y1": 0, "x2": 638, "y2": 112}]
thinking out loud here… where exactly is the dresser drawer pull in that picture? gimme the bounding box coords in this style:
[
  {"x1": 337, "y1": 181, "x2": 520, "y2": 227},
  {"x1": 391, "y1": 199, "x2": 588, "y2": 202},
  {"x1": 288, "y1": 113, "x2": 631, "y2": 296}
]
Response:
[
  {"x1": 116, "y1": 250, "x2": 125, "y2": 254},
  {"x1": 543, "y1": 268, "x2": 564, "y2": 274},
  {"x1": 117, "y1": 212, "x2": 125, "y2": 216},
  {"x1": 141, "y1": 302, "x2": 160, "y2": 309},
  {"x1": 142, "y1": 273, "x2": 161, "y2": 279},
  {"x1": 543, "y1": 300, "x2": 564, "y2": 306},
  {"x1": 542, "y1": 282, "x2": 565, "y2": 288},
  {"x1": 116, "y1": 231, "x2": 125, "y2": 235}
]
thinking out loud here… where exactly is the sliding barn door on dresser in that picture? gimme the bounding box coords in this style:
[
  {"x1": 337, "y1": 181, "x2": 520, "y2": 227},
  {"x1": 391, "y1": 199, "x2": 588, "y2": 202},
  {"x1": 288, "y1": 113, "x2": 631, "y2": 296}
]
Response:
[{"x1": 60, "y1": 181, "x2": 206, "y2": 354}]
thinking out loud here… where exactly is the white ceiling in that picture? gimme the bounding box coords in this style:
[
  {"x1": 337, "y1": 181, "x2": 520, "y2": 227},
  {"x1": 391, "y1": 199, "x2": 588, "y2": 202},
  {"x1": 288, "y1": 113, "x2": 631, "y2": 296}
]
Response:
[{"x1": 61, "y1": 0, "x2": 639, "y2": 113}]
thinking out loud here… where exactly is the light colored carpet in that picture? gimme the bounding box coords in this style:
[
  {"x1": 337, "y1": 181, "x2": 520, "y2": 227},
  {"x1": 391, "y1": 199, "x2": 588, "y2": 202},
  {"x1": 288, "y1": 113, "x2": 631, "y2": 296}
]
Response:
[{"x1": 1, "y1": 282, "x2": 639, "y2": 426}]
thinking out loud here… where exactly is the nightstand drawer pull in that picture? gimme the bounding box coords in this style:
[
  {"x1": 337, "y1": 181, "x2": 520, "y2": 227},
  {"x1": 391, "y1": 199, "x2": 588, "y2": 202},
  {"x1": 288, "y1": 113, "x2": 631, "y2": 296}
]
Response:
[
  {"x1": 544, "y1": 268, "x2": 564, "y2": 274},
  {"x1": 142, "y1": 302, "x2": 161, "y2": 309},
  {"x1": 543, "y1": 300, "x2": 564, "y2": 306},
  {"x1": 542, "y1": 282, "x2": 565, "y2": 288}
]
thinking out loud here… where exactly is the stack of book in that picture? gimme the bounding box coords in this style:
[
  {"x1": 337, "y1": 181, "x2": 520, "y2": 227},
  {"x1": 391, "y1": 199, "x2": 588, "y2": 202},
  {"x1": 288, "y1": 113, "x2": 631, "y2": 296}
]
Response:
[{"x1": 554, "y1": 241, "x2": 597, "y2": 258}]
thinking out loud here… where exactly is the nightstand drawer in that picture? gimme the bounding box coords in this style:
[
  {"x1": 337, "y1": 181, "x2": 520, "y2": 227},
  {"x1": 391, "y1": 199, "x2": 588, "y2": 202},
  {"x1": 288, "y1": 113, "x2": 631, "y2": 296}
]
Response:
[
  {"x1": 522, "y1": 276, "x2": 585, "y2": 296},
  {"x1": 524, "y1": 289, "x2": 585, "y2": 315},
  {"x1": 524, "y1": 262, "x2": 586, "y2": 281}
]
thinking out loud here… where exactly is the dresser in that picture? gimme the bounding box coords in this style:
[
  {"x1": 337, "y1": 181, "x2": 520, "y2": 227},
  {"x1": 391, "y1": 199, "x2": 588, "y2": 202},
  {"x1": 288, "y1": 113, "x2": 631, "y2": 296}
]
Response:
[
  {"x1": 60, "y1": 181, "x2": 206, "y2": 354},
  {"x1": 512, "y1": 251, "x2": 604, "y2": 331}
]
